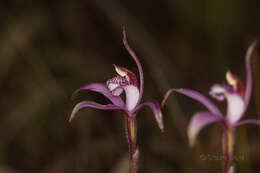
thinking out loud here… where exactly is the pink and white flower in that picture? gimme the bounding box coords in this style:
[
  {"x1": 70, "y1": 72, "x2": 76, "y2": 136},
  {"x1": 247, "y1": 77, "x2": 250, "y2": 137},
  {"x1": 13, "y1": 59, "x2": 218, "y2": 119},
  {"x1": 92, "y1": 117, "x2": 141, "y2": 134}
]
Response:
[
  {"x1": 70, "y1": 29, "x2": 163, "y2": 173},
  {"x1": 162, "y1": 41, "x2": 258, "y2": 146}
]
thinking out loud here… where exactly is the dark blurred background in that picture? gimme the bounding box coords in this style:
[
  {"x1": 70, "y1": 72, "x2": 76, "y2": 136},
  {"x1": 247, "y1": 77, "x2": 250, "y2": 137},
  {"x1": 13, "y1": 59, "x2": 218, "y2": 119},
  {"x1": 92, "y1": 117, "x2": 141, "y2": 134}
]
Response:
[{"x1": 0, "y1": 0, "x2": 260, "y2": 172}]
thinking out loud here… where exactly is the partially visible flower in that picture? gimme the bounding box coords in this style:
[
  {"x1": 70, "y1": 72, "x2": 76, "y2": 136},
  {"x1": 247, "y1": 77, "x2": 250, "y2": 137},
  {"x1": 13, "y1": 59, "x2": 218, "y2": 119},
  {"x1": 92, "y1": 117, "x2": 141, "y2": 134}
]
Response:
[
  {"x1": 162, "y1": 41, "x2": 258, "y2": 173},
  {"x1": 70, "y1": 29, "x2": 163, "y2": 173}
]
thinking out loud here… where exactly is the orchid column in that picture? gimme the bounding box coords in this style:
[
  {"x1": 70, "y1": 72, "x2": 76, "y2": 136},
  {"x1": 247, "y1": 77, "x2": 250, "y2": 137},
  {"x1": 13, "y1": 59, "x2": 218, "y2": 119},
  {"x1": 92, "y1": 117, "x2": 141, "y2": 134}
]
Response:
[
  {"x1": 70, "y1": 29, "x2": 164, "y2": 173},
  {"x1": 162, "y1": 41, "x2": 259, "y2": 173}
]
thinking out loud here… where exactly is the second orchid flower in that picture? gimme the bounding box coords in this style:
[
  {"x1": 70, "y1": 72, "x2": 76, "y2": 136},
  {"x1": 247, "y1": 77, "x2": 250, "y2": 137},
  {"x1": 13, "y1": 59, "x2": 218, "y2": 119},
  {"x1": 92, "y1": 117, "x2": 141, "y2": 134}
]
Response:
[{"x1": 162, "y1": 41, "x2": 258, "y2": 173}]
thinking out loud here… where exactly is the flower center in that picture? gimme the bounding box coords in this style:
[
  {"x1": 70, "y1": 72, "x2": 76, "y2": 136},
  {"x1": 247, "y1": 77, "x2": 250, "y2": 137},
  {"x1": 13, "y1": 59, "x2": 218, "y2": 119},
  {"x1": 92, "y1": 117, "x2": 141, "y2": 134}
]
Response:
[
  {"x1": 106, "y1": 65, "x2": 140, "y2": 111},
  {"x1": 106, "y1": 75, "x2": 131, "y2": 96}
]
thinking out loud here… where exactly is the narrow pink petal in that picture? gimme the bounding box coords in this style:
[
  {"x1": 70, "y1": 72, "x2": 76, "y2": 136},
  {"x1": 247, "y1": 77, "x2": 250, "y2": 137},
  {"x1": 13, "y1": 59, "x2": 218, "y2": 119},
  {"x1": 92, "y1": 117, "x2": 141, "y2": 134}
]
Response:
[
  {"x1": 69, "y1": 101, "x2": 123, "y2": 123},
  {"x1": 133, "y1": 101, "x2": 164, "y2": 132},
  {"x1": 162, "y1": 88, "x2": 222, "y2": 116},
  {"x1": 123, "y1": 28, "x2": 144, "y2": 104},
  {"x1": 72, "y1": 83, "x2": 124, "y2": 107},
  {"x1": 244, "y1": 40, "x2": 258, "y2": 106},
  {"x1": 188, "y1": 111, "x2": 223, "y2": 147},
  {"x1": 234, "y1": 119, "x2": 260, "y2": 127}
]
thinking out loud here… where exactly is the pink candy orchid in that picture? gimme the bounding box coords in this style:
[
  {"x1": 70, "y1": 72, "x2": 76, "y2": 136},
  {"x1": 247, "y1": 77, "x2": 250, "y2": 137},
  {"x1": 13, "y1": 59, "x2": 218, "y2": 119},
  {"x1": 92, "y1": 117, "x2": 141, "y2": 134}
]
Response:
[
  {"x1": 70, "y1": 29, "x2": 164, "y2": 173},
  {"x1": 162, "y1": 41, "x2": 258, "y2": 173}
]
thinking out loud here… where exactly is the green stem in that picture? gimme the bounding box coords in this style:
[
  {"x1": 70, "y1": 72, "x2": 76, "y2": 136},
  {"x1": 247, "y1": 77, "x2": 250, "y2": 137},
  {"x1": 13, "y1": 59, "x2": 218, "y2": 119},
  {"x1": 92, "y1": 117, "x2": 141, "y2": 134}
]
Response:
[{"x1": 125, "y1": 116, "x2": 138, "y2": 173}]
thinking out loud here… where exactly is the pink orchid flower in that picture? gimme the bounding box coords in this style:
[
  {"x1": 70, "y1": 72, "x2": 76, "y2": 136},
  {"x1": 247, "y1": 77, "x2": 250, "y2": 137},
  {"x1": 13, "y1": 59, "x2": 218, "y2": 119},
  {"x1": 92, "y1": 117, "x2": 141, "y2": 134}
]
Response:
[
  {"x1": 162, "y1": 41, "x2": 258, "y2": 173},
  {"x1": 70, "y1": 29, "x2": 164, "y2": 173}
]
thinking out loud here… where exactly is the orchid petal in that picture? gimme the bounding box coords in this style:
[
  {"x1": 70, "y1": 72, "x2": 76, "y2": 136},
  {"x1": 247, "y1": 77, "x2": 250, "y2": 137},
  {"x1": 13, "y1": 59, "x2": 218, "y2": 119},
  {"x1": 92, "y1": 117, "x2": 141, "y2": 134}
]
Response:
[
  {"x1": 226, "y1": 94, "x2": 246, "y2": 125},
  {"x1": 188, "y1": 111, "x2": 223, "y2": 147},
  {"x1": 125, "y1": 85, "x2": 140, "y2": 112},
  {"x1": 69, "y1": 101, "x2": 123, "y2": 123},
  {"x1": 133, "y1": 101, "x2": 164, "y2": 132},
  {"x1": 162, "y1": 88, "x2": 222, "y2": 116},
  {"x1": 234, "y1": 119, "x2": 260, "y2": 127},
  {"x1": 72, "y1": 83, "x2": 124, "y2": 107},
  {"x1": 244, "y1": 40, "x2": 258, "y2": 106},
  {"x1": 123, "y1": 28, "x2": 144, "y2": 104},
  {"x1": 210, "y1": 84, "x2": 246, "y2": 125}
]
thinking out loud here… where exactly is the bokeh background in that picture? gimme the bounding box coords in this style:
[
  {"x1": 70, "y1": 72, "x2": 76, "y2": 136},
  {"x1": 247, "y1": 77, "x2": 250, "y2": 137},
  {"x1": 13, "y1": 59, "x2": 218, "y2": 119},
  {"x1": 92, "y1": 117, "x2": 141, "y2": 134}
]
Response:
[{"x1": 0, "y1": 0, "x2": 260, "y2": 172}]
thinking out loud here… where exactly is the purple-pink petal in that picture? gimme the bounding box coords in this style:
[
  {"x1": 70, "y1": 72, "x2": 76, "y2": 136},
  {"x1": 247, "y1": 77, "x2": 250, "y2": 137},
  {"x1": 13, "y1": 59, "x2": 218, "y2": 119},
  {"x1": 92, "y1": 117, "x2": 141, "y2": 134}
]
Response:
[
  {"x1": 188, "y1": 111, "x2": 223, "y2": 147},
  {"x1": 123, "y1": 28, "x2": 144, "y2": 104},
  {"x1": 164, "y1": 88, "x2": 222, "y2": 116},
  {"x1": 72, "y1": 83, "x2": 124, "y2": 107},
  {"x1": 234, "y1": 119, "x2": 260, "y2": 127},
  {"x1": 133, "y1": 101, "x2": 164, "y2": 132},
  {"x1": 69, "y1": 101, "x2": 123, "y2": 123},
  {"x1": 244, "y1": 40, "x2": 258, "y2": 107}
]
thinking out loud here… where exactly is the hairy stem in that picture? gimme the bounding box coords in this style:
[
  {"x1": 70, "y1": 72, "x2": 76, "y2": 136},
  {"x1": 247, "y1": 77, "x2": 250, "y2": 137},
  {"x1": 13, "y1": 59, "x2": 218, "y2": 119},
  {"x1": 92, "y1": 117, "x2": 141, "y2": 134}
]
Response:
[
  {"x1": 223, "y1": 129, "x2": 234, "y2": 173},
  {"x1": 125, "y1": 116, "x2": 138, "y2": 173}
]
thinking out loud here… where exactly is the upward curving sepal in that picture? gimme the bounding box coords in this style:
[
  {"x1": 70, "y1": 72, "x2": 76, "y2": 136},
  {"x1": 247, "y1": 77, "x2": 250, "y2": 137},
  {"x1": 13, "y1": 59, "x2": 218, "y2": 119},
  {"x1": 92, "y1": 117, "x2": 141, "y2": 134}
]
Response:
[
  {"x1": 123, "y1": 27, "x2": 144, "y2": 104},
  {"x1": 244, "y1": 40, "x2": 258, "y2": 106}
]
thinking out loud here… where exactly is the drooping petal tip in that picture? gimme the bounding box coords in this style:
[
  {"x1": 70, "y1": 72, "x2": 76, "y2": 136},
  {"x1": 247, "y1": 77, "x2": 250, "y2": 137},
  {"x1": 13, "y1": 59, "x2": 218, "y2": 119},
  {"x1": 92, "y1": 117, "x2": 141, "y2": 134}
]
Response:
[
  {"x1": 156, "y1": 110, "x2": 164, "y2": 132},
  {"x1": 187, "y1": 127, "x2": 196, "y2": 147},
  {"x1": 69, "y1": 101, "x2": 123, "y2": 123},
  {"x1": 229, "y1": 166, "x2": 235, "y2": 173},
  {"x1": 187, "y1": 112, "x2": 222, "y2": 147},
  {"x1": 69, "y1": 102, "x2": 82, "y2": 123},
  {"x1": 71, "y1": 83, "x2": 124, "y2": 107},
  {"x1": 133, "y1": 101, "x2": 164, "y2": 132}
]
